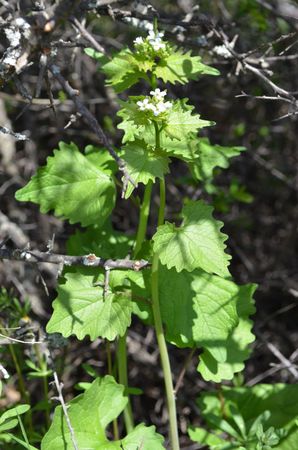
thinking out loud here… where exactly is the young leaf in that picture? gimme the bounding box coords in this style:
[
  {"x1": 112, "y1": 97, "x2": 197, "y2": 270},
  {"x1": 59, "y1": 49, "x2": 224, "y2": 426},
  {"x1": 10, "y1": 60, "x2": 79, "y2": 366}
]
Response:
[
  {"x1": 0, "y1": 404, "x2": 31, "y2": 434},
  {"x1": 121, "y1": 140, "x2": 170, "y2": 198},
  {"x1": 100, "y1": 48, "x2": 144, "y2": 92},
  {"x1": 84, "y1": 48, "x2": 108, "y2": 64},
  {"x1": 188, "y1": 426, "x2": 227, "y2": 448},
  {"x1": 153, "y1": 200, "x2": 231, "y2": 277},
  {"x1": 117, "y1": 98, "x2": 153, "y2": 144},
  {"x1": 190, "y1": 138, "x2": 246, "y2": 182},
  {"x1": 197, "y1": 284, "x2": 256, "y2": 382},
  {"x1": 41, "y1": 376, "x2": 164, "y2": 450},
  {"x1": 117, "y1": 98, "x2": 212, "y2": 145},
  {"x1": 154, "y1": 48, "x2": 219, "y2": 84},
  {"x1": 158, "y1": 267, "x2": 239, "y2": 362},
  {"x1": 46, "y1": 270, "x2": 132, "y2": 341},
  {"x1": 0, "y1": 404, "x2": 30, "y2": 423},
  {"x1": 198, "y1": 384, "x2": 298, "y2": 449},
  {"x1": 163, "y1": 99, "x2": 214, "y2": 141},
  {"x1": 15, "y1": 142, "x2": 115, "y2": 227}
]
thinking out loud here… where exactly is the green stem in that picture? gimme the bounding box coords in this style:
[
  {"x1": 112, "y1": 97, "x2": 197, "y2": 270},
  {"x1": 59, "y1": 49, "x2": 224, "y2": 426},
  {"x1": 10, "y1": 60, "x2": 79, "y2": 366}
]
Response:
[
  {"x1": 117, "y1": 180, "x2": 154, "y2": 435},
  {"x1": 151, "y1": 130, "x2": 180, "y2": 449},
  {"x1": 134, "y1": 180, "x2": 153, "y2": 258},
  {"x1": 9, "y1": 344, "x2": 29, "y2": 403},
  {"x1": 117, "y1": 333, "x2": 134, "y2": 433},
  {"x1": 118, "y1": 181, "x2": 153, "y2": 434},
  {"x1": 34, "y1": 344, "x2": 50, "y2": 428},
  {"x1": 9, "y1": 344, "x2": 33, "y2": 433},
  {"x1": 107, "y1": 341, "x2": 120, "y2": 440}
]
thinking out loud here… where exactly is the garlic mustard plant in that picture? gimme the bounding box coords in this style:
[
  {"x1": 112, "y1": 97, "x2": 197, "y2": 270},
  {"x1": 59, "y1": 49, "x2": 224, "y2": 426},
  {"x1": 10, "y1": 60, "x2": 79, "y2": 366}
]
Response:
[{"x1": 15, "y1": 24, "x2": 257, "y2": 450}]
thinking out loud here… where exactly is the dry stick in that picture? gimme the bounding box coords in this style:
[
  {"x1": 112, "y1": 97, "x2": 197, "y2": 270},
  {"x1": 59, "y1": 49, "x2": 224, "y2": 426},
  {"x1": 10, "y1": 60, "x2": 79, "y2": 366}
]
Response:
[
  {"x1": 48, "y1": 64, "x2": 136, "y2": 196},
  {"x1": 52, "y1": 371, "x2": 79, "y2": 450},
  {"x1": 80, "y1": 2, "x2": 214, "y2": 29},
  {"x1": 70, "y1": 16, "x2": 106, "y2": 53},
  {"x1": 174, "y1": 348, "x2": 196, "y2": 395},
  {"x1": 266, "y1": 341, "x2": 298, "y2": 380},
  {"x1": 0, "y1": 247, "x2": 150, "y2": 271},
  {"x1": 213, "y1": 27, "x2": 298, "y2": 108}
]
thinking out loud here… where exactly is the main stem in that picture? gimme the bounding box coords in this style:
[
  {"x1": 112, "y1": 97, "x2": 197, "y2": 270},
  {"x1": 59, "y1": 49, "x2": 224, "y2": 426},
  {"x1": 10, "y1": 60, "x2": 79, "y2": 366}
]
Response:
[
  {"x1": 117, "y1": 332, "x2": 134, "y2": 433},
  {"x1": 151, "y1": 125, "x2": 180, "y2": 450},
  {"x1": 117, "y1": 181, "x2": 153, "y2": 434},
  {"x1": 134, "y1": 181, "x2": 153, "y2": 258}
]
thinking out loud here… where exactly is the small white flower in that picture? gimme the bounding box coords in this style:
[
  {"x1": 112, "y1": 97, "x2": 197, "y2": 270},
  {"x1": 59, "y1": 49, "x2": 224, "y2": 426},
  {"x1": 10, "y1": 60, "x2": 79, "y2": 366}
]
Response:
[
  {"x1": 164, "y1": 101, "x2": 172, "y2": 110},
  {"x1": 134, "y1": 36, "x2": 144, "y2": 46},
  {"x1": 137, "y1": 98, "x2": 150, "y2": 110},
  {"x1": 150, "y1": 88, "x2": 167, "y2": 99},
  {"x1": 136, "y1": 90, "x2": 172, "y2": 116},
  {"x1": 148, "y1": 30, "x2": 156, "y2": 40},
  {"x1": 144, "y1": 23, "x2": 154, "y2": 31},
  {"x1": 146, "y1": 30, "x2": 166, "y2": 52},
  {"x1": 151, "y1": 41, "x2": 166, "y2": 51}
]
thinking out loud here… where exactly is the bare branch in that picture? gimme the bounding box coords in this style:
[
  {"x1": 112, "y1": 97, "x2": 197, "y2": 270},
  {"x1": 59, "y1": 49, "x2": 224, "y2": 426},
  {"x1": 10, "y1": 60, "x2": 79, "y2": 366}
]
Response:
[
  {"x1": 70, "y1": 16, "x2": 106, "y2": 53},
  {"x1": 0, "y1": 125, "x2": 28, "y2": 141},
  {"x1": 52, "y1": 371, "x2": 79, "y2": 450},
  {"x1": 0, "y1": 246, "x2": 150, "y2": 271}
]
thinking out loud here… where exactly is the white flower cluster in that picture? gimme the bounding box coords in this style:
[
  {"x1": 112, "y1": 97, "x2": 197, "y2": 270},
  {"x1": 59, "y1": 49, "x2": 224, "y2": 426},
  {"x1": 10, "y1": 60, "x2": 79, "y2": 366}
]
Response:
[
  {"x1": 212, "y1": 44, "x2": 232, "y2": 59},
  {"x1": 133, "y1": 26, "x2": 166, "y2": 52},
  {"x1": 137, "y1": 89, "x2": 172, "y2": 116}
]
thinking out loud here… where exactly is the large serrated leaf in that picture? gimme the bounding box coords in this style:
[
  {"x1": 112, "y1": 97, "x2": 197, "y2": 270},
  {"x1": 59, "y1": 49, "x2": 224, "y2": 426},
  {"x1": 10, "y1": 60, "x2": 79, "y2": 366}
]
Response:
[
  {"x1": 46, "y1": 271, "x2": 132, "y2": 341},
  {"x1": 121, "y1": 140, "x2": 170, "y2": 198},
  {"x1": 155, "y1": 48, "x2": 219, "y2": 84},
  {"x1": 164, "y1": 99, "x2": 214, "y2": 141},
  {"x1": 197, "y1": 283, "x2": 257, "y2": 381},
  {"x1": 159, "y1": 267, "x2": 239, "y2": 362},
  {"x1": 15, "y1": 142, "x2": 115, "y2": 227},
  {"x1": 153, "y1": 200, "x2": 231, "y2": 277},
  {"x1": 41, "y1": 376, "x2": 164, "y2": 450}
]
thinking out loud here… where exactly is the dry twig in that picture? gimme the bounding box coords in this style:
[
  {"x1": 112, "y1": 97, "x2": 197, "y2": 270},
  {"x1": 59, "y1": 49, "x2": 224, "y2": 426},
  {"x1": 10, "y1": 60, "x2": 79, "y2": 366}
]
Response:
[{"x1": 0, "y1": 246, "x2": 150, "y2": 271}]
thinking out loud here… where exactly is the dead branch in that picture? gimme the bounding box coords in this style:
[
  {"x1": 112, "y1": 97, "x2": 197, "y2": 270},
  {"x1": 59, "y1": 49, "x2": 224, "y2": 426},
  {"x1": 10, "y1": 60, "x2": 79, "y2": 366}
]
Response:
[{"x1": 0, "y1": 246, "x2": 150, "y2": 271}]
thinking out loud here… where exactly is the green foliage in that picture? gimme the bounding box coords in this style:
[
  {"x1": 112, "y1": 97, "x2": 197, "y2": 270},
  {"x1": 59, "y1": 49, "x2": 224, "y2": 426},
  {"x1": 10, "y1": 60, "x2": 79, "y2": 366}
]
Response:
[
  {"x1": 154, "y1": 47, "x2": 219, "y2": 83},
  {"x1": 197, "y1": 284, "x2": 256, "y2": 381},
  {"x1": 15, "y1": 142, "x2": 116, "y2": 227},
  {"x1": 158, "y1": 267, "x2": 255, "y2": 368},
  {"x1": 153, "y1": 200, "x2": 231, "y2": 277},
  {"x1": 46, "y1": 270, "x2": 132, "y2": 341},
  {"x1": 85, "y1": 40, "x2": 218, "y2": 93},
  {"x1": 117, "y1": 97, "x2": 213, "y2": 146},
  {"x1": 190, "y1": 138, "x2": 246, "y2": 182},
  {"x1": 41, "y1": 376, "x2": 164, "y2": 449},
  {"x1": 0, "y1": 404, "x2": 38, "y2": 449},
  {"x1": 121, "y1": 140, "x2": 170, "y2": 198},
  {"x1": 189, "y1": 384, "x2": 298, "y2": 449},
  {"x1": 0, "y1": 404, "x2": 30, "y2": 434},
  {"x1": 0, "y1": 287, "x2": 31, "y2": 326}
]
